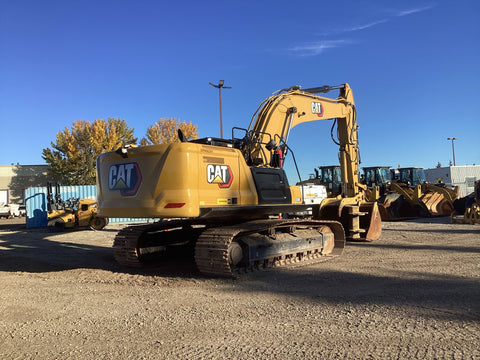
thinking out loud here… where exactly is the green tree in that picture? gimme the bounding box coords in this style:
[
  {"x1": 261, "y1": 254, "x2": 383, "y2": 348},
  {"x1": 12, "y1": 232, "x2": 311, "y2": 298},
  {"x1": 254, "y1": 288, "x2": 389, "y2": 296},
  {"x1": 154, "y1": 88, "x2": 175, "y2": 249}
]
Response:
[
  {"x1": 140, "y1": 118, "x2": 198, "y2": 145},
  {"x1": 42, "y1": 118, "x2": 137, "y2": 185}
]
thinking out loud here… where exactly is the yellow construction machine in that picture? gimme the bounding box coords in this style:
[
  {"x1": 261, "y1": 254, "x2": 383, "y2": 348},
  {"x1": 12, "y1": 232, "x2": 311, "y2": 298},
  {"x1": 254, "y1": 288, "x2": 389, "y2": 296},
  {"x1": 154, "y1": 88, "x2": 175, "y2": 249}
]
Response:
[
  {"x1": 362, "y1": 166, "x2": 391, "y2": 196},
  {"x1": 362, "y1": 166, "x2": 458, "y2": 220},
  {"x1": 47, "y1": 182, "x2": 108, "y2": 231},
  {"x1": 298, "y1": 165, "x2": 342, "y2": 198},
  {"x1": 96, "y1": 83, "x2": 381, "y2": 277},
  {"x1": 451, "y1": 180, "x2": 480, "y2": 224},
  {"x1": 391, "y1": 167, "x2": 458, "y2": 217}
]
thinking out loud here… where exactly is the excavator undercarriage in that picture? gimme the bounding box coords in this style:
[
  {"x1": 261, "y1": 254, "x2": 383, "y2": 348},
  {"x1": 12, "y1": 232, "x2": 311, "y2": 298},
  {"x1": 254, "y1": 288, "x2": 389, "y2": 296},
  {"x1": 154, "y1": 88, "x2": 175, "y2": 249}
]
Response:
[{"x1": 113, "y1": 218, "x2": 345, "y2": 278}]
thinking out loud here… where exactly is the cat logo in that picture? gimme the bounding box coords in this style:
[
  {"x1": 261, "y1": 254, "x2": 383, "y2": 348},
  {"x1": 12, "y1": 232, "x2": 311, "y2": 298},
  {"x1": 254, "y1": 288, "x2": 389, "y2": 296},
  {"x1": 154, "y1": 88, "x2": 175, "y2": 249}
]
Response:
[
  {"x1": 108, "y1": 162, "x2": 142, "y2": 196},
  {"x1": 207, "y1": 164, "x2": 233, "y2": 188},
  {"x1": 311, "y1": 101, "x2": 324, "y2": 117}
]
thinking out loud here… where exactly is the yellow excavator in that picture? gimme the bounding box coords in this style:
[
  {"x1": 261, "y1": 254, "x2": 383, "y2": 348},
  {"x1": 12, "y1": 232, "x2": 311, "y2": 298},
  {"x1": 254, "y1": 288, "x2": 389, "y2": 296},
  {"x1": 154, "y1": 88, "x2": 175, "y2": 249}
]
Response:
[{"x1": 96, "y1": 83, "x2": 381, "y2": 277}]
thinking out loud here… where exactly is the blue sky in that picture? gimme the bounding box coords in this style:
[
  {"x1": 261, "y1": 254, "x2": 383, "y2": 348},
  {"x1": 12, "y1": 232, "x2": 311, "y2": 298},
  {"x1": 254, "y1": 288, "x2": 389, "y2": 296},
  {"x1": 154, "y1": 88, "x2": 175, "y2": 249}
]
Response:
[{"x1": 1, "y1": 1, "x2": 479, "y2": 181}]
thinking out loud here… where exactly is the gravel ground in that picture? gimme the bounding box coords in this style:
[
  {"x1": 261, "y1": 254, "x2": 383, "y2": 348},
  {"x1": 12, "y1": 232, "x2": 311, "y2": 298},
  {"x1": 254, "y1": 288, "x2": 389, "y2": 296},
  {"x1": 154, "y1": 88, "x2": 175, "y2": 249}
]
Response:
[{"x1": 0, "y1": 217, "x2": 479, "y2": 359}]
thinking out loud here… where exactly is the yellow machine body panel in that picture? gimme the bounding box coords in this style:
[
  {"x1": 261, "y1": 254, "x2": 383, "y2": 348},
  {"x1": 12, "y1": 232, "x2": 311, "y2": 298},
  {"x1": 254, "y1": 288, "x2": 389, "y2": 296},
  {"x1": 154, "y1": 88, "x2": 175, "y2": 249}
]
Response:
[
  {"x1": 97, "y1": 142, "x2": 264, "y2": 218},
  {"x1": 76, "y1": 199, "x2": 100, "y2": 226}
]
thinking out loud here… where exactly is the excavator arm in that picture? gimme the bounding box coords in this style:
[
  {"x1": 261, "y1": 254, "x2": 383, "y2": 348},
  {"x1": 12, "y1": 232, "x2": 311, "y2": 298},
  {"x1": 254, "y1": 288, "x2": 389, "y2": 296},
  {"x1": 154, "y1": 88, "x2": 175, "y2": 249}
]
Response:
[
  {"x1": 242, "y1": 83, "x2": 380, "y2": 241},
  {"x1": 245, "y1": 83, "x2": 363, "y2": 200}
]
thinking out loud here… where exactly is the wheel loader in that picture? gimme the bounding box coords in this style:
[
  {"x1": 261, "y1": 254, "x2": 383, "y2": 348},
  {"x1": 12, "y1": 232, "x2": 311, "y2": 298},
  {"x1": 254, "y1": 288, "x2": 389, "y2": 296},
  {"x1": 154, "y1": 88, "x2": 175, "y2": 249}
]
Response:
[
  {"x1": 362, "y1": 166, "x2": 459, "y2": 220},
  {"x1": 298, "y1": 165, "x2": 342, "y2": 198},
  {"x1": 46, "y1": 182, "x2": 108, "y2": 231},
  {"x1": 96, "y1": 83, "x2": 381, "y2": 278}
]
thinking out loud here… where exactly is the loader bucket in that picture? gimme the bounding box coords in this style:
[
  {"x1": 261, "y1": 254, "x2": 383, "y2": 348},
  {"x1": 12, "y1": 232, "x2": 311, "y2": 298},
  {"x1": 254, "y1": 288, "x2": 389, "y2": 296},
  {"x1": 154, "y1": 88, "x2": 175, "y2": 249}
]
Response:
[
  {"x1": 317, "y1": 200, "x2": 381, "y2": 241},
  {"x1": 379, "y1": 193, "x2": 419, "y2": 221},
  {"x1": 421, "y1": 192, "x2": 454, "y2": 216}
]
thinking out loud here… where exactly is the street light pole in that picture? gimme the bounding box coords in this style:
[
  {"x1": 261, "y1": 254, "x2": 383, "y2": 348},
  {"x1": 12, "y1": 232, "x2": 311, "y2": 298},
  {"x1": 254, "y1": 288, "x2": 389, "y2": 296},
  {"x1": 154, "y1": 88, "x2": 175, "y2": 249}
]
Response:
[
  {"x1": 209, "y1": 80, "x2": 231, "y2": 138},
  {"x1": 447, "y1": 137, "x2": 458, "y2": 166}
]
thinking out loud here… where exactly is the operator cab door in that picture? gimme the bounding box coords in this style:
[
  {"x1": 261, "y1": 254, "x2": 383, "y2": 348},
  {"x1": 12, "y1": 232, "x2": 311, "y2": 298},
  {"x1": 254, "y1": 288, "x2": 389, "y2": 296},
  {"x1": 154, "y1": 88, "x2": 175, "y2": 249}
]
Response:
[{"x1": 250, "y1": 167, "x2": 292, "y2": 204}]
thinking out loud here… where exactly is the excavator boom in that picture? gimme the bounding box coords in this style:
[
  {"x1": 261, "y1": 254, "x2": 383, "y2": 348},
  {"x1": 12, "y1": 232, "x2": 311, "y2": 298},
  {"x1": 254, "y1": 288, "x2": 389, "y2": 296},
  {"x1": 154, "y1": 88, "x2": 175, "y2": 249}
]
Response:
[{"x1": 246, "y1": 84, "x2": 362, "y2": 199}]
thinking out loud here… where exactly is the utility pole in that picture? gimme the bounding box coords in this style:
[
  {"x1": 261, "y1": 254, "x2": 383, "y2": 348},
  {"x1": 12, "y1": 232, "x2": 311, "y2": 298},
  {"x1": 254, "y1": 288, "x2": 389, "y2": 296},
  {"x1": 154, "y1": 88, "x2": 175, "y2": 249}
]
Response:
[
  {"x1": 209, "y1": 80, "x2": 231, "y2": 138},
  {"x1": 447, "y1": 137, "x2": 458, "y2": 166}
]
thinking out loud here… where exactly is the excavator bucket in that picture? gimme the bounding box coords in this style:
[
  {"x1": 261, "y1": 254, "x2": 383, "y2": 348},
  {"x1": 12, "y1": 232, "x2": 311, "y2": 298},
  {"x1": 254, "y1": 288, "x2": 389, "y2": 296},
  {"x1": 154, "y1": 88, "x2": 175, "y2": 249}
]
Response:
[
  {"x1": 359, "y1": 201, "x2": 382, "y2": 241},
  {"x1": 317, "y1": 200, "x2": 381, "y2": 242}
]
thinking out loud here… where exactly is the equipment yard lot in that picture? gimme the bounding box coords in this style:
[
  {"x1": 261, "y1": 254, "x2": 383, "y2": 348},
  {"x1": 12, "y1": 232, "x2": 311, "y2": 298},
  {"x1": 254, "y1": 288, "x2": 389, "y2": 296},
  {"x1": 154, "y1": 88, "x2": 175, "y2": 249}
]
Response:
[{"x1": 1, "y1": 218, "x2": 479, "y2": 359}]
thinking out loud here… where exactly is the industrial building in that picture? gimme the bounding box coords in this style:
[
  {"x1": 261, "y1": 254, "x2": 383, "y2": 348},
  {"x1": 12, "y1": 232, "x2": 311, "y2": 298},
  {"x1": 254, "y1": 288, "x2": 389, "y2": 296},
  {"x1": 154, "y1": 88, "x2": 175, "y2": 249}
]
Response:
[
  {"x1": 0, "y1": 164, "x2": 51, "y2": 204},
  {"x1": 424, "y1": 165, "x2": 480, "y2": 197}
]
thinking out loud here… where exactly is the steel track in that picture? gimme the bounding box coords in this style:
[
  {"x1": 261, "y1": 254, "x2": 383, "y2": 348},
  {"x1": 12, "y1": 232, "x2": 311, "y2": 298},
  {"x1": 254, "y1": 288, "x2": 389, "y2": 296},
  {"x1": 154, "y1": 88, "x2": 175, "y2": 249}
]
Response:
[
  {"x1": 195, "y1": 219, "x2": 345, "y2": 278},
  {"x1": 113, "y1": 219, "x2": 345, "y2": 277}
]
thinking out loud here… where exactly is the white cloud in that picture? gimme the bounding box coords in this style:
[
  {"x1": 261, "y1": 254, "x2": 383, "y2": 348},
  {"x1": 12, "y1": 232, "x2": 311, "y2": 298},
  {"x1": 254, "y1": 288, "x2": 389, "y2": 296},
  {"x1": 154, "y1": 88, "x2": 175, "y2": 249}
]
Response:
[
  {"x1": 396, "y1": 5, "x2": 434, "y2": 17},
  {"x1": 344, "y1": 19, "x2": 389, "y2": 32},
  {"x1": 341, "y1": 5, "x2": 434, "y2": 33},
  {"x1": 287, "y1": 4, "x2": 434, "y2": 57},
  {"x1": 340, "y1": 4, "x2": 434, "y2": 33},
  {"x1": 288, "y1": 40, "x2": 349, "y2": 57}
]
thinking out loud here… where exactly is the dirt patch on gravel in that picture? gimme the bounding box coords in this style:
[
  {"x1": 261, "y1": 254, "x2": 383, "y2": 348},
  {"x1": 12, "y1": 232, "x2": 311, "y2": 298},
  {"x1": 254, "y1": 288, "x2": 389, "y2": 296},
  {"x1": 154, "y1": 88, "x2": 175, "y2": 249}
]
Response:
[{"x1": 1, "y1": 217, "x2": 479, "y2": 359}]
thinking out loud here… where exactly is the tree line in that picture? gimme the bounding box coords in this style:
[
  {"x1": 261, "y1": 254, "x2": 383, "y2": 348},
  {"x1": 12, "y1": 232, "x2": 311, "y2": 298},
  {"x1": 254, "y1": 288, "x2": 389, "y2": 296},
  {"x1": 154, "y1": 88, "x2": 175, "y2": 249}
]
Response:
[{"x1": 42, "y1": 118, "x2": 198, "y2": 185}]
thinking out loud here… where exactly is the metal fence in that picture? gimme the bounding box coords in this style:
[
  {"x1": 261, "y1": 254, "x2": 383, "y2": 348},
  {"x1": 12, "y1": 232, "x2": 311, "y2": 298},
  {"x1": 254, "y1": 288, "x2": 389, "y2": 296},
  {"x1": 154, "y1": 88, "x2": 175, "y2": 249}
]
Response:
[{"x1": 25, "y1": 185, "x2": 153, "y2": 228}]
